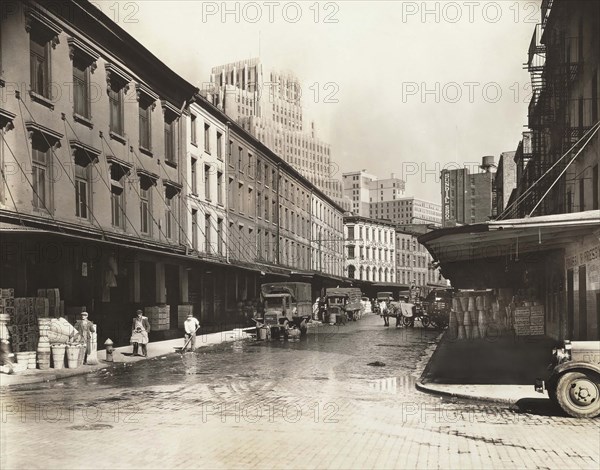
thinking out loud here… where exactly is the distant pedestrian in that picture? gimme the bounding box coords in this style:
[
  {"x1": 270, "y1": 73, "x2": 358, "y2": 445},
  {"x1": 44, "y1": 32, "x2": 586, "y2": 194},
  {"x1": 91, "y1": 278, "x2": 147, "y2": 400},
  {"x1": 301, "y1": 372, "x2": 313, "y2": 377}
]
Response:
[
  {"x1": 183, "y1": 313, "x2": 200, "y2": 352},
  {"x1": 74, "y1": 311, "x2": 96, "y2": 364},
  {"x1": 131, "y1": 309, "x2": 150, "y2": 357},
  {"x1": 380, "y1": 300, "x2": 389, "y2": 326}
]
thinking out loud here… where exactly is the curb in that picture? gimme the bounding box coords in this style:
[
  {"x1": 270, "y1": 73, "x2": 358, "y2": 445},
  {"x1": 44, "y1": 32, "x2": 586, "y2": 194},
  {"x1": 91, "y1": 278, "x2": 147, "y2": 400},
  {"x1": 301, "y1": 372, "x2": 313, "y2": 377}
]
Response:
[
  {"x1": 414, "y1": 380, "x2": 519, "y2": 406},
  {"x1": 1, "y1": 329, "x2": 253, "y2": 388}
]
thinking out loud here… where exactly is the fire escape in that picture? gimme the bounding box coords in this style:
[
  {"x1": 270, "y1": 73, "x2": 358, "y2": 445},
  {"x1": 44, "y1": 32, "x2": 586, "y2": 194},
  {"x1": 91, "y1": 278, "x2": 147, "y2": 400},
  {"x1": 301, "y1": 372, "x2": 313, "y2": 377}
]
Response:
[
  {"x1": 522, "y1": 22, "x2": 548, "y2": 217},
  {"x1": 523, "y1": 0, "x2": 587, "y2": 216}
]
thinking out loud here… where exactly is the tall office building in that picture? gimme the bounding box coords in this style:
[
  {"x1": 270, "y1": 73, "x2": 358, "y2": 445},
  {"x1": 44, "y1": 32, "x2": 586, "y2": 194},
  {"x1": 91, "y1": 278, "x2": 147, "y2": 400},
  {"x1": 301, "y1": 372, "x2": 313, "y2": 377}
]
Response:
[
  {"x1": 342, "y1": 170, "x2": 407, "y2": 217},
  {"x1": 204, "y1": 58, "x2": 348, "y2": 210},
  {"x1": 441, "y1": 157, "x2": 496, "y2": 227},
  {"x1": 370, "y1": 197, "x2": 441, "y2": 226}
]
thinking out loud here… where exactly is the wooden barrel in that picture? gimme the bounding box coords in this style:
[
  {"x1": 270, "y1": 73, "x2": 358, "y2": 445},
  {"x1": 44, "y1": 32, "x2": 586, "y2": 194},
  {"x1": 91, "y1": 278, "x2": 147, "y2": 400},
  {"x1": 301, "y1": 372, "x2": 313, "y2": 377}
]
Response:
[
  {"x1": 28, "y1": 351, "x2": 37, "y2": 369},
  {"x1": 459, "y1": 295, "x2": 469, "y2": 312},
  {"x1": 0, "y1": 313, "x2": 10, "y2": 322},
  {"x1": 77, "y1": 345, "x2": 86, "y2": 366},
  {"x1": 478, "y1": 310, "x2": 487, "y2": 339},
  {"x1": 463, "y1": 311, "x2": 471, "y2": 326},
  {"x1": 475, "y1": 296, "x2": 484, "y2": 310},
  {"x1": 66, "y1": 345, "x2": 80, "y2": 369},
  {"x1": 446, "y1": 310, "x2": 457, "y2": 338},
  {"x1": 15, "y1": 352, "x2": 29, "y2": 365},
  {"x1": 467, "y1": 296, "x2": 476, "y2": 312},
  {"x1": 51, "y1": 344, "x2": 66, "y2": 369},
  {"x1": 37, "y1": 351, "x2": 50, "y2": 370}
]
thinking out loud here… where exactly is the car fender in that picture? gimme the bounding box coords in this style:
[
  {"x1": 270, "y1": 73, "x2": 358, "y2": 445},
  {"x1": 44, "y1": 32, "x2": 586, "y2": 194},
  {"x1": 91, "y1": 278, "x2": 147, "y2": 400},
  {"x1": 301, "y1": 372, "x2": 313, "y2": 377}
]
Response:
[{"x1": 551, "y1": 361, "x2": 600, "y2": 380}]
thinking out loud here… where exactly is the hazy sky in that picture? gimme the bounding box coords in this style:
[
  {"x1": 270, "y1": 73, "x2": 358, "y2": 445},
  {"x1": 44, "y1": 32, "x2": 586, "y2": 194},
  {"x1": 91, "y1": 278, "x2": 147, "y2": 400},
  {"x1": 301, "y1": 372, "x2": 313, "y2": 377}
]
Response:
[{"x1": 111, "y1": 0, "x2": 539, "y2": 202}]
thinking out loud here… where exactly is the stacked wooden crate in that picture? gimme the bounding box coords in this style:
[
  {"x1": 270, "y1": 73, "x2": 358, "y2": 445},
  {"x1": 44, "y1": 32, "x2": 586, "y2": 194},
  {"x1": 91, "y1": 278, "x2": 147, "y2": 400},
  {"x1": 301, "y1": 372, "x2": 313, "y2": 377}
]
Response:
[
  {"x1": 513, "y1": 307, "x2": 531, "y2": 336},
  {"x1": 9, "y1": 295, "x2": 40, "y2": 352},
  {"x1": 145, "y1": 305, "x2": 170, "y2": 331},
  {"x1": 529, "y1": 305, "x2": 545, "y2": 335}
]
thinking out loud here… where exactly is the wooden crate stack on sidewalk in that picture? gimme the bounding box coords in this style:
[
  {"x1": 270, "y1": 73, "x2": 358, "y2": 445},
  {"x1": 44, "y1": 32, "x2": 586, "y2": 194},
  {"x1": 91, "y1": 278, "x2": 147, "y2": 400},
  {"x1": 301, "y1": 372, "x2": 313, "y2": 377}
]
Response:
[
  {"x1": 145, "y1": 305, "x2": 170, "y2": 331},
  {"x1": 450, "y1": 291, "x2": 507, "y2": 341}
]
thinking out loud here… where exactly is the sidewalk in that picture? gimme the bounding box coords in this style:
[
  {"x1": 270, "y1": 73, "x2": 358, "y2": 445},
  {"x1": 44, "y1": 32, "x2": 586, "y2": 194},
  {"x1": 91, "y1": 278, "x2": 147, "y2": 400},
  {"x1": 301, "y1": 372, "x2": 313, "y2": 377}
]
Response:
[
  {"x1": 0, "y1": 327, "x2": 253, "y2": 388},
  {"x1": 416, "y1": 331, "x2": 557, "y2": 405}
]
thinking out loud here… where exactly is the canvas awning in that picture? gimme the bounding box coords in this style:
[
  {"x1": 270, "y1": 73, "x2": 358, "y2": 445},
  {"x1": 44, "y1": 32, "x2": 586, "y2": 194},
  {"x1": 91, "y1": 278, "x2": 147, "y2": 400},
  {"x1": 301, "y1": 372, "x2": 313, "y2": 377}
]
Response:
[
  {"x1": 418, "y1": 211, "x2": 600, "y2": 288},
  {"x1": 419, "y1": 211, "x2": 599, "y2": 264}
]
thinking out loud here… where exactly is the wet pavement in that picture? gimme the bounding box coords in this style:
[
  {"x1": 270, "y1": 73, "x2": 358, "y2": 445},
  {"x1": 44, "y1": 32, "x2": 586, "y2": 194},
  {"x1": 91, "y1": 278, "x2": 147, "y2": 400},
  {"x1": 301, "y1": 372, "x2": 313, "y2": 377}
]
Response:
[{"x1": 1, "y1": 315, "x2": 599, "y2": 469}]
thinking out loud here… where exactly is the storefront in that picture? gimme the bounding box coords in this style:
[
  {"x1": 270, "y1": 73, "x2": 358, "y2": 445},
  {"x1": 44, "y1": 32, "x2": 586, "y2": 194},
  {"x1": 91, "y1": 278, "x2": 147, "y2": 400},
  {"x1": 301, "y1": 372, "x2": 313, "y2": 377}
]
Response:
[{"x1": 419, "y1": 211, "x2": 600, "y2": 342}]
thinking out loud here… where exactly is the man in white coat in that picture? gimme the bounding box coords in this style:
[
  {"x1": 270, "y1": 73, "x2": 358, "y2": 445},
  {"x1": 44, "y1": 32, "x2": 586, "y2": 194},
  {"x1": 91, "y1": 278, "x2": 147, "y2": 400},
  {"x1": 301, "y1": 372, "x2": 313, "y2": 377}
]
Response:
[{"x1": 183, "y1": 313, "x2": 200, "y2": 352}]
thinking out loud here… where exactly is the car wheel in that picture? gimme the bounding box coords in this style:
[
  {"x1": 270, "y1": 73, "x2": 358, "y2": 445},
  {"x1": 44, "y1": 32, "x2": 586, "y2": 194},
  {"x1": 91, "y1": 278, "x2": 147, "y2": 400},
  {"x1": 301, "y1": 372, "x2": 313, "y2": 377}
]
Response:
[
  {"x1": 555, "y1": 371, "x2": 600, "y2": 418},
  {"x1": 402, "y1": 316, "x2": 413, "y2": 327},
  {"x1": 546, "y1": 382, "x2": 559, "y2": 407},
  {"x1": 421, "y1": 316, "x2": 431, "y2": 328}
]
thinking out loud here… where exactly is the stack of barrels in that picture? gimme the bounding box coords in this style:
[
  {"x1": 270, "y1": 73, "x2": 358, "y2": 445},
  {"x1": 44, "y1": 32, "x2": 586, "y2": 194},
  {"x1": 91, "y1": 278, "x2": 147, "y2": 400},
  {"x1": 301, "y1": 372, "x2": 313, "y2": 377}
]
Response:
[
  {"x1": 36, "y1": 318, "x2": 51, "y2": 369},
  {"x1": 450, "y1": 291, "x2": 501, "y2": 341}
]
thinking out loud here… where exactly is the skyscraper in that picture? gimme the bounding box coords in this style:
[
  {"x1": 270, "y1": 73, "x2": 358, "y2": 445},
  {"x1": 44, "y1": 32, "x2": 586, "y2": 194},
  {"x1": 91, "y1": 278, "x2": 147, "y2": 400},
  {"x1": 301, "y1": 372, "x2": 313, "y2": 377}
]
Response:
[{"x1": 204, "y1": 58, "x2": 349, "y2": 210}]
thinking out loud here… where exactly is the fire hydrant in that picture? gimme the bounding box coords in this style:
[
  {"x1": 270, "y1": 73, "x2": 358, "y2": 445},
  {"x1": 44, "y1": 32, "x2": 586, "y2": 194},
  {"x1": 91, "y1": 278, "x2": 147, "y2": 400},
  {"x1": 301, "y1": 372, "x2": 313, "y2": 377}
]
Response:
[{"x1": 104, "y1": 338, "x2": 114, "y2": 362}]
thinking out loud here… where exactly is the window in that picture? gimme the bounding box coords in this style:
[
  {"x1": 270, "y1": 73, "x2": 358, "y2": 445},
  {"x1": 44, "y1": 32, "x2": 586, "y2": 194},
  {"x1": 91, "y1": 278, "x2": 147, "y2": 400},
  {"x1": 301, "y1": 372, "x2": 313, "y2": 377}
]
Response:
[
  {"x1": 191, "y1": 158, "x2": 197, "y2": 194},
  {"x1": 30, "y1": 29, "x2": 50, "y2": 98},
  {"x1": 238, "y1": 183, "x2": 244, "y2": 213},
  {"x1": 217, "y1": 172, "x2": 223, "y2": 205},
  {"x1": 256, "y1": 162, "x2": 262, "y2": 181},
  {"x1": 140, "y1": 184, "x2": 151, "y2": 234},
  {"x1": 265, "y1": 195, "x2": 269, "y2": 221},
  {"x1": 216, "y1": 132, "x2": 223, "y2": 159},
  {"x1": 228, "y1": 140, "x2": 233, "y2": 166},
  {"x1": 74, "y1": 162, "x2": 89, "y2": 219},
  {"x1": 238, "y1": 146, "x2": 243, "y2": 171},
  {"x1": 204, "y1": 123, "x2": 210, "y2": 153},
  {"x1": 205, "y1": 214, "x2": 211, "y2": 253},
  {"x1": 228, "y1": 178, "x2": 235, "y2": 211},
  {"x1": 593, "y1": 165, "x2": 598, "y2": 210},
  {"x1": 217, "y1": 218, "x2": 223, "y2": 255},
  {"x1": 248, "y1": 188, "x2": 253, "y2": 216},
  {"x1": 347, "y1": 226, "x2": 354, "y2": 240},
  {"x1": 190, "y1": 114, "x2": 197, "y2": 145},
  {"x1": 165, "y1": 191, "x2": 174, "y2": 239},
  {"x1": 257, "y1": 191, "x2": 262, "y2": 217},
  {"x1": 192, "y1": 209, "x2": 198, "y2": 250},
  {"x1": 347, "y1": 246, "x2": 355, "y2": 259},
  {"x1": 110, "y1": 164, "x2": 125, "y2": 229},
  {"x1": 248, "y1": 153, "x2": 254, "y2": 178},
  {"x1": 31, "y1": 135, "x2": 50, "y2": 210},
  {"x1": 204, "y1": 165, "x2": 211, "y2": 200},
  {"x1": 73, "y1": 56, "x2": 90, "y2": 118},
  {"x1": 138, "y1": 101, "x2": 152, "y2": 150},
  {"x1": 108, "y1": 85, "x2": 124, "y2": 135},
  {"x1": 164, "y1": 117, "x2": 177, "y2": 164}
]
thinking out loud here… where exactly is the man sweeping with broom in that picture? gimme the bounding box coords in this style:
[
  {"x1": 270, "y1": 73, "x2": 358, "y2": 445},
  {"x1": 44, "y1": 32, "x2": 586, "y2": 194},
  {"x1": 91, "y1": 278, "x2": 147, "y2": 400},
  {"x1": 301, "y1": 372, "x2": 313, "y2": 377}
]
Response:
[{"x1": 183, "y1": 313, "x2": 200, "y2": 352}]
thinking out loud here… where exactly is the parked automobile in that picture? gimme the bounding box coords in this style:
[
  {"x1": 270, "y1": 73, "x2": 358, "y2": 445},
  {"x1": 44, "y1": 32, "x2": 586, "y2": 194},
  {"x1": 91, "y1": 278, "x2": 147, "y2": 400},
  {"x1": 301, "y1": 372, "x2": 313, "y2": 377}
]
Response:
[
  {"x1": 535, "y1": 340, "x2": 600, "y2": 418},
  {"x1": 257, "y1": 282, "x2": 312, "y2": 338}
]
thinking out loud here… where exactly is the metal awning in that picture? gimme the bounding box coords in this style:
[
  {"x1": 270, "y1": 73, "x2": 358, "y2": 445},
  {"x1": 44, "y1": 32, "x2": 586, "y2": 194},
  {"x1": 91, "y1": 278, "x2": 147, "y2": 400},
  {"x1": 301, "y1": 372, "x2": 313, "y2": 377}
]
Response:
[{"x1": 419, "y1": 210, "x2": 600, "y2": 265}]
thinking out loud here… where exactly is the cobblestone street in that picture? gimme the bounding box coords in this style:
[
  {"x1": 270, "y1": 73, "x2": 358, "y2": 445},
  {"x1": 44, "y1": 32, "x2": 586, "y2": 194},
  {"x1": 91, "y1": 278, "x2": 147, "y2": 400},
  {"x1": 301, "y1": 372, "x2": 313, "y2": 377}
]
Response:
[{"x1": 1, "y1": 315, "x2": 599, "y2": 469}]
